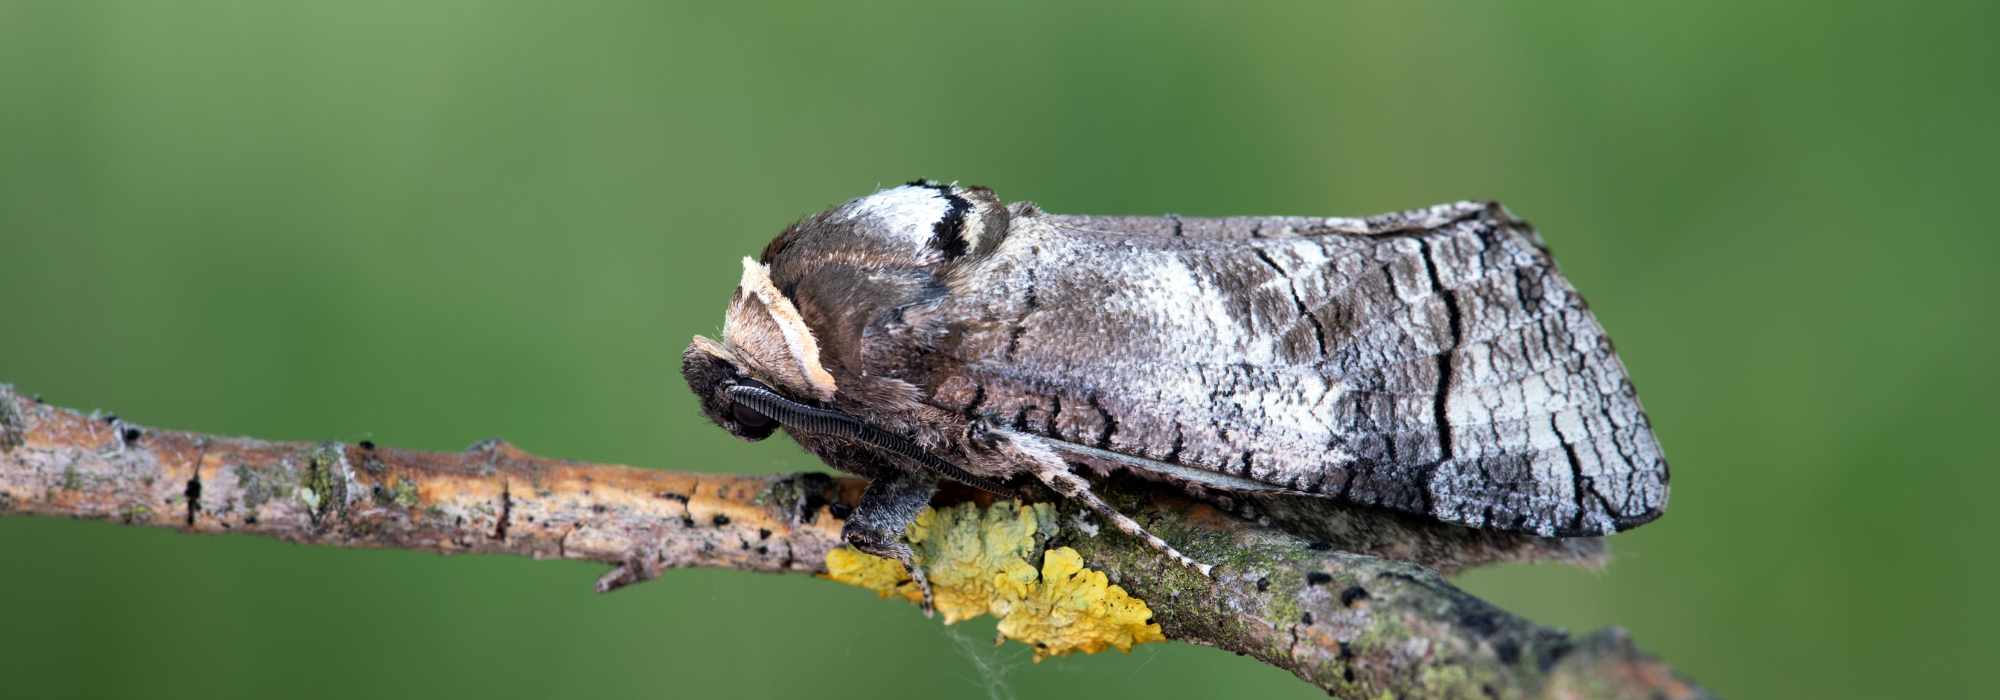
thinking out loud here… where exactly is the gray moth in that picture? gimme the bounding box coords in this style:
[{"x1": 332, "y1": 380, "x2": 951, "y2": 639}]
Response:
[{"x1": 681, "y1": 181, "x2": 1668, "y2": 599}]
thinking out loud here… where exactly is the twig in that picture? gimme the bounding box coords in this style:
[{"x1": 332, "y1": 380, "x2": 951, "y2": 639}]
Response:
[{"x1": 0, "y1": 385, "x2": 1709, "y2": 699}]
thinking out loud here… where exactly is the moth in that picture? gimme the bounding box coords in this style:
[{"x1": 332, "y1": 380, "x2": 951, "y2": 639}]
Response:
[{"x1": 682, "y1": 181, "x2": 1668, "y2": 598}]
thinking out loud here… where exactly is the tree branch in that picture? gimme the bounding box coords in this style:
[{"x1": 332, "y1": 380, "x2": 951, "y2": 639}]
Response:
[{"x1": 0, "y1": 385, "x2": 1708, "y2": 699}]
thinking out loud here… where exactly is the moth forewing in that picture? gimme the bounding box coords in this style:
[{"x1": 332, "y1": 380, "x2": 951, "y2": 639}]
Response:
[
  {"x1": 925, "y1": 201, "x2": 1667, "y2": 537},
  {"x1": 682, "y1": 182, "x2": 1669, "y2": 588}
]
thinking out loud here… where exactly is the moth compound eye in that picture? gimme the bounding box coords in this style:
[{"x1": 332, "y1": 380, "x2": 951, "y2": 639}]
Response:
[
  {"x1": 731, "y1": 401, "x2": 775, "y2": 430},
  {"x1": 679, "y1": 336, "x2": 782, "y2": 442}
]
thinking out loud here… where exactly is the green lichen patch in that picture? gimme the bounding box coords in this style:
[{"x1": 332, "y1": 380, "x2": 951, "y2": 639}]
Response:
[
  {"x1": 824, "y1": 500, "x2": 1165, "y2": 660},
  {"x1": 755, "y1": 472, "x2": 835, "y2": 522},
  {"x1": 234, "y1": 462, "x2": 292, "y2": 509},
  {"x1": 1418, "y1": 663, "x2": 1486, "y2": 698},
  {"x1": 371, "y1": 478, "x2": 420, "y2": 508},
  {"x1": 0, "y1": 394, "x2": 23, "y2": 453},
  {"x1": 298, "y1": 442, "x2": 352, "y2": 525},
  {"x1": 60, "y1": 464, "x2": 83, "y2": 491}
]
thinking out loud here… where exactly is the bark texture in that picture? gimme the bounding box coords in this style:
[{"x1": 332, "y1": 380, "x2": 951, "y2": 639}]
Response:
[{"x1": 0, "y1": 385, "x2": 1708, "y2": 699}]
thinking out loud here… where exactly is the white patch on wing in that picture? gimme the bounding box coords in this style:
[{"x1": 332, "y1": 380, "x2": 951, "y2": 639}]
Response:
[
  {"x1": 732, "y1": 257, "x2": 839, "y2": 400},
  {"x1": 1121, "y1": 253, "x2": 1273, "y2": 363},
  {"x1": 832, "y1": 184, "x2": 947, "y2": 244}
]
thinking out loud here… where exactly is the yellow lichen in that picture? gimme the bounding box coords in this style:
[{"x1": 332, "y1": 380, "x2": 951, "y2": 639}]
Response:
[
  {"x1": 994, "y1": 547, "x2": 1165, "y2": 658},
  {"x1": 823, "y1": 547, "x2": 916, "y2": 597},
  {"x1": 822, "y1": 500, "x2": 1166, "y2": 660}
]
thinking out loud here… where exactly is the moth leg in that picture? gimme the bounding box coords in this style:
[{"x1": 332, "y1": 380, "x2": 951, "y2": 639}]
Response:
[
  {"x1": 991, "y1": 428, "x2": 1216, "y2": 578},
  {"x1": 842, "y1": 470, "x2": 941, "y2": 615}
]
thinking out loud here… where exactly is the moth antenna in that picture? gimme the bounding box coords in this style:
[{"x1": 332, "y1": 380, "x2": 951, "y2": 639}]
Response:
[{"x1": 997, "y1": 429, "x2": 1215, "y2": 578}]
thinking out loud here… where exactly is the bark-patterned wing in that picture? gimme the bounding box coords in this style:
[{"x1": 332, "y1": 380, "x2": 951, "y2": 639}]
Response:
[{"x1": 910, "y1": 202, "x2": 1666, "y2": 536}]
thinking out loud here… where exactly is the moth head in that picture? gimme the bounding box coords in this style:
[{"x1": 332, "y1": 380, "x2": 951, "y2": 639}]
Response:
[
  {"x1": 763, "y1": 180, "x2": 1011, "y2": 267},
  {"x1": 681, "y1": 258, "x2": 841, "y2": 441}
]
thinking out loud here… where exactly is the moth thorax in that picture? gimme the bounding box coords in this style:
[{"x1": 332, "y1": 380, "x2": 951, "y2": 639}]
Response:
[{"x1": 827, "y1": 181, "x2": 1008, "y2": 263}]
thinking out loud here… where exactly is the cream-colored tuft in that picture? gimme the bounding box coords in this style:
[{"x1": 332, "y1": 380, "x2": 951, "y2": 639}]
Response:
[
  {"x1": 732, "y1": 257, "x2": 839, "y2": 400},
  {"x1": 959, "y1": 198, "x2": 987, "y2": 253}
]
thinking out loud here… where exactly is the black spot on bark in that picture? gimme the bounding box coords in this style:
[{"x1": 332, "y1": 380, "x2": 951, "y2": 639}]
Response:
[
  {"x1": 1256, "y1": 577, "x2": 1270, "y2": 592},
  {"x1": 492, "y1": 484, "x2": 512, "y2": 540},
  {"x1": 358, "y1": 440, "x2": 376, "y2": 451},
  {"x1": 184, "y1": 475, "x2": 202, "y2": 526},
  {"x1": 121, "y1": 427, "x2": 142, "y2": 445},
  {"x1": 711, "y1": 513, "x2": 731, "y2": 527},
  {"x1": 1300, "y1": 612, "x2": 1314, "y2": 625},
  {"x1": 758, "y1": 528, "x2": 772, "y2": 540},
  {"x1": 1340, "y1": 586, "x2": 1370, "y2": 607},
  {"x1": 1306, "y1": 572, "x2": 1333, "y2": 587}
]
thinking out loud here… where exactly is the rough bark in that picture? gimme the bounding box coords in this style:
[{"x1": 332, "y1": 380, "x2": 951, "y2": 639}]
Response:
[{"x1": 0, "y1": 385, "x2": 1708, "y2": 699}]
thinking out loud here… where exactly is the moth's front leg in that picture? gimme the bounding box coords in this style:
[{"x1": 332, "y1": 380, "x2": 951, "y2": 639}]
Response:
[
  {"x1": 971, "y1": 422, "x2": 1216, "y2": 578},
  {"x1": 841, "y1": 469, "x2": 941, "y2": 615}
]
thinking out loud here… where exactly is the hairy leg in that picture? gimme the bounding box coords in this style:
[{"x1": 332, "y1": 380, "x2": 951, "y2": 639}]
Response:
[
  {"x1": 841, "y1": 469, "x2": 941, "y2": 613},
  {"x1": 981, "y1": 426, "x2": 1215, "y2": 578}
]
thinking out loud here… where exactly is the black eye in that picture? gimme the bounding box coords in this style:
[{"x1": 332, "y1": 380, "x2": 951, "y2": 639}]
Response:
[{"x1": 732, "y1": 401, "x2": 776, "y2": 429}]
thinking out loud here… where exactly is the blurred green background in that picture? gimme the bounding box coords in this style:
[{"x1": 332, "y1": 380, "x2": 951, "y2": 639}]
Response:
[{"x1": 2, "y1": 1, "x2": 1993, "y2": 698}]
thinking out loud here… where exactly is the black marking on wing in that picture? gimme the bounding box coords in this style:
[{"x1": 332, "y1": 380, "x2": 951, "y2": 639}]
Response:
[
  {"x1": 909, "y1": 179, "x2": 972, "y2": 260},
  {"x1": 1418, "y1": 240, "x2": 1461, "y2": 465}
]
